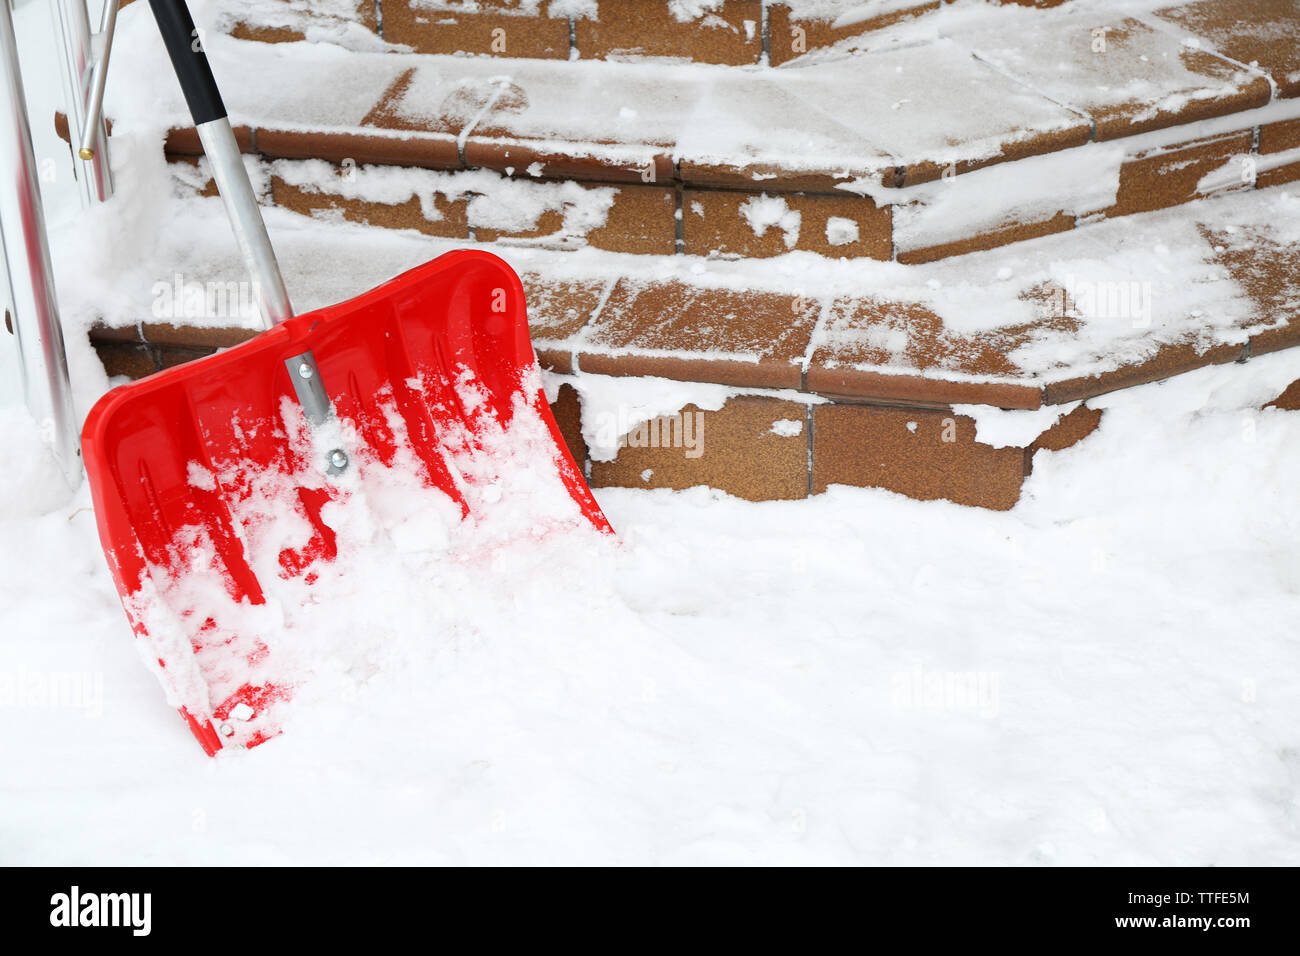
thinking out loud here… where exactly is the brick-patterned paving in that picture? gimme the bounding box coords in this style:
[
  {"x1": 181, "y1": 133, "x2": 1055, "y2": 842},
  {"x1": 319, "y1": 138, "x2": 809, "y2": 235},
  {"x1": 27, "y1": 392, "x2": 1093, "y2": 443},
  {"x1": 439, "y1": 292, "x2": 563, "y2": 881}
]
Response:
[
  {"x1": 1198, "y1": 224, "x2": 1300, "y2": 358},
  {"x1": 145, "y1": 117, "x2": 1285, "y2": 269},
  {"x1": 805, "y1": 297, "x2": 1054, "y2": 410},
  {"x1": 88, "y1": 207, "x2": 1300, "y2": 409},
  {"x1": 225, "y1": 1, "x2": 1168, "y2": 69}
]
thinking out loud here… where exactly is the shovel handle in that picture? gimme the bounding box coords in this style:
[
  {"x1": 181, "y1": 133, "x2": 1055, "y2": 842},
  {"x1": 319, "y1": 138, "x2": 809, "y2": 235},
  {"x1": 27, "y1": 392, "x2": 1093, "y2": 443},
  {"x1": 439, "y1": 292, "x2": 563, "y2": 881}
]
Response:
[
  {"x1": 145, "y1": 0, "x2": 293, "y2": 328},
  {"x1": 146, "y1": 0, "x2": 225, "y2": 125}
]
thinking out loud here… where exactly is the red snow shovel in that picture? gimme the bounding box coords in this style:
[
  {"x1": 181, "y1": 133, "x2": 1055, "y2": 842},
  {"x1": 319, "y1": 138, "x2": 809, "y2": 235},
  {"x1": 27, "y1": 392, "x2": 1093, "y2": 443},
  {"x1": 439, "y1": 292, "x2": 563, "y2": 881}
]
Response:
[{"x1": 81, "y1": 0, "x2": 610, "y2": 756}]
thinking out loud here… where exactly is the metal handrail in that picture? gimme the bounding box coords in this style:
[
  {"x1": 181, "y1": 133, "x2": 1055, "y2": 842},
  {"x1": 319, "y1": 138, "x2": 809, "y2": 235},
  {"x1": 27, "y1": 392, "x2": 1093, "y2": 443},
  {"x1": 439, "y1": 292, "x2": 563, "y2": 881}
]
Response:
[
  {"x1": 79, "y1": 0, "x2": 119, "y2": 161},
  {"x1": 50, "y1": 0, "x2": 113, "y2": 204},
  {"x1": 1, "y1": 0, "x2": 82, "y2": 489}
]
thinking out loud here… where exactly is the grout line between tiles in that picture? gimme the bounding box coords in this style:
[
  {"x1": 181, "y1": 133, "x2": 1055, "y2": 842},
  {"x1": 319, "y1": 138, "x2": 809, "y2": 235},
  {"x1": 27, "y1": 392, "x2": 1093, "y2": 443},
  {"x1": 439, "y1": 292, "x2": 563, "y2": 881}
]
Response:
[
  {"x1": 456, "y1": 77, "x2": 512, "y2": 167},
  {"x1": 569, "y1": 276, "x2": 620, "y2": 372},
  {"x1": 799, "y1": 294, "x2": 834, "y2": 390},
  {"x1": 1128, "y1": 7, "x2": 1280, "y2": 102},
  {"x1": 805, "y1": 401, "x2": 815, "y2": 498},
  {"x1": 966, "y1": 48, "x2": 1096, "y2": 141}
]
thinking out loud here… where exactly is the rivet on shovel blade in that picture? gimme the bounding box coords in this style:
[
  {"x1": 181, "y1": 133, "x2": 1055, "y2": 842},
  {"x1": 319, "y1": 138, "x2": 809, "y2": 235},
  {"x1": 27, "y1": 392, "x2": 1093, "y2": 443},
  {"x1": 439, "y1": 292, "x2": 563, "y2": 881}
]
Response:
[
  {"x1": 297, "y1": 361, "x2": 314, "y2": 380},
  {"x1": 329, "y1": 449, "x2": 349, "y2": 471}
]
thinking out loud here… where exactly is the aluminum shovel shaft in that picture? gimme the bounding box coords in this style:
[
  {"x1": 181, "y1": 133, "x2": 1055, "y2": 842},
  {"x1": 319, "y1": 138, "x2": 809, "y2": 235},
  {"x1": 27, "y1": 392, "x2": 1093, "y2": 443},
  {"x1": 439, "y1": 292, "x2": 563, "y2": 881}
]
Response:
[{"x1": 146, "y1": 0, "x2": 292, "y2": 329}]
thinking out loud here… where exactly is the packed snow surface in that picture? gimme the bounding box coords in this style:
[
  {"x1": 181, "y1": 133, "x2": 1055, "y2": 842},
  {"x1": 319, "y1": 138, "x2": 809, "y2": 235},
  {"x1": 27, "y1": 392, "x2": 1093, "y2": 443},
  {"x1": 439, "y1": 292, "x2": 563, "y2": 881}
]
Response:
[
  {"x1": 5, "y1": 347, "x2": 1300, "y2": 864},
  {"x1": 5, "y1": 0, "x2": 1300, "y2": 866}
]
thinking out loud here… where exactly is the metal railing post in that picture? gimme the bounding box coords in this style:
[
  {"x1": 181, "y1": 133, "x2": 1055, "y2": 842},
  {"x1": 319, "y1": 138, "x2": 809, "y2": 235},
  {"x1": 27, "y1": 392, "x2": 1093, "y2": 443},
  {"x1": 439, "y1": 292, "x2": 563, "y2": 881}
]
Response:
[
  {"x1": 50, "y1": 0, "x2": 113, "y2": 204},
  {"x1": 1, "y1": 0, "x2": 82, "y2": 489},
  {"x1": 78, "y1": 0, "x2": 119, "y2": 162}
]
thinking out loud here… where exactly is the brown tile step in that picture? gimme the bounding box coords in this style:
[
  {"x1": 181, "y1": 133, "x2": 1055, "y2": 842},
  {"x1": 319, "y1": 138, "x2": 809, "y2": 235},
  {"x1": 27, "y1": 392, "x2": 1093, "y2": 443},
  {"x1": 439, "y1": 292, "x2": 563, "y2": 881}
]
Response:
[
  {"x1": 1154, "y1": 0, "x2": 1300, "y2": 99},
  {"x1": 147, "y1": 81, "x2": 1300, "y2": 267},
  {"x1": 101, "y1": 0, "x2": 1300, "y2": 203},
  {"x1": 85, "y1": 179, "x2": 1300, "y2": 512},
  {"x1": 222, "y1": 0, "x2": 924, "y2": 66},
  {"x1": 85, "y1": 328, "x2": 1102, "y2": 512},
  {"x1": 767, "y1": 1, "x2": 939, "y2": 66},
  {"x1": 224, "y1": 0, "x2": 766, "y2": 65},
  {"x1": 224, "y1": 0, "x2": 379, "y2": 48},
  {"x1": 219, "y1": 0, "x2": 1300, "y2": 100},
  {"x1": 580, "y1": 390, "x2": 1103, "y2": 511},
  {"x1": 258, "y1": 160, "x2": 679, "y2": 255},
  {"x1": 87, "y1": 178, "x2": 1300, "y2": 417}
]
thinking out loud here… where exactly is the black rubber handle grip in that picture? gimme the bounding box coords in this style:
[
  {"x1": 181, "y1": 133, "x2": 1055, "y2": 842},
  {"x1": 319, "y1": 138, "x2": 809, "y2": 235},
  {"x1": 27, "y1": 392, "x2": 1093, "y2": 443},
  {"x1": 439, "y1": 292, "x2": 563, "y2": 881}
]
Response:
[{"x1": 147, "y1": 0, "x2": 227, "y2": 125}]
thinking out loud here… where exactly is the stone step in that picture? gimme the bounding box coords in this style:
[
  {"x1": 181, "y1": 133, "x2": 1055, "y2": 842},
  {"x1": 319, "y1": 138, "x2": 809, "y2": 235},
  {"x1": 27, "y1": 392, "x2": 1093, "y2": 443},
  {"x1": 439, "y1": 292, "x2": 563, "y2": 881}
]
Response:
[
  {"x1": 211, "y1": 0, "x2": 1300, "y2": 86},
  {"x1": 61, "y1": 94, "x2": 1300, "y2": 267},
  {"x1": 215, "y1": 0, "x2": 975, "y2": 66},
  {"x1": 161, "y1": 114, "x2": 1300, "y2": 265},
  {"x1": 203, "y1": 0, "x2": 1300, "y2": 160},
  {"x1": 72, "y1": 0, "x2": 1300, "y2": 511},
  {"x1": 88, "y1": 320, "x2": 1101, "y2": 511},
  {"x1": 80, "y1": 180, "x2": 1300, "y2": 510},
  {"x1": 89, "y1": 180, "x2": 1300, "y2": 408},
  {"x1": 84, "y1": 0, "x2": 1300, "y2": 265}
]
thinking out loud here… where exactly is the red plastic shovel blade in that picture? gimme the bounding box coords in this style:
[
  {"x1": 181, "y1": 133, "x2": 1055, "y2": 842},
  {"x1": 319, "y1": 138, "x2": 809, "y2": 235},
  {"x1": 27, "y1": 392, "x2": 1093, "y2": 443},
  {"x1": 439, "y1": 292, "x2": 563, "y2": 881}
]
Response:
[{"x1": 82, "y1": 251, "x2": 610, "y2": 755}]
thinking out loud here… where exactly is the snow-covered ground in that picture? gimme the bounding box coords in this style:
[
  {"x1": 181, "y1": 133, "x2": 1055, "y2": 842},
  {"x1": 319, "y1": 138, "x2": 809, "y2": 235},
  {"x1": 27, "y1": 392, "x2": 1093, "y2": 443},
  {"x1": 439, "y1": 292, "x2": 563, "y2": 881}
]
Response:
[
  {"x1": 4, "y1": 0, "x2": 1300, "y2": 866},
  {"x1": 4, "y1": 350, "x2": 1300, "y2": 865}
]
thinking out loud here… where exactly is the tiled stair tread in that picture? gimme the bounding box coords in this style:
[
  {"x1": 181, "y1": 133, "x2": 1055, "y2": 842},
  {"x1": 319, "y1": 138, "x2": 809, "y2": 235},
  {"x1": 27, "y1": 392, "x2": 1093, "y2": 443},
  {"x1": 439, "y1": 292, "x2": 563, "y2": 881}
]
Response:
[
  {"x1": 957, "y1": 8, "x2": 1272, "y2": 142},
  {"x1": 571, "y1": 0, "x2": 763, "y2": 65},
  {"x1": 573, "y1": 279, "x2": 823, "y2": 390},
  {"x1": 69, "y1": 103, "x2": 1298, "y2": 267},
  {"x1": 767, "y1": 1, "x2": 940, "y2": 67},
  {"x1": 513, "y1": 185, "x2": 1298, "y2": 407},
  {"x1": 217, "y1": 0, "x2": 940, "y2": 67},
  {"x1": 105, "y1": 0, "x2": 1299, "y2": 191},
  {"x1": 1202, "y1": 222, "x2": 1300, "y2": 356},
  {"x1": 223, "y1": 0, "x2": 381, "y2": 49},
  {"x1": 214, "y1": 0, "x2": 1300, "y2": 98},
  {"x1": 144, "y1": 113, "x2": 1300, "y2": 268},
  {"x1": 1153, "y1": 0, "x2": 1300, "y2": 99},
  {"x1": 771, "y1": 40, "x2": 1093, "y2": 184},
  {"x1": 90, "y1": 183, "x2": 1300, "y2": 412},
  {"x1": 803, "y1": 295, "x2": 1062, "y2": 409}
]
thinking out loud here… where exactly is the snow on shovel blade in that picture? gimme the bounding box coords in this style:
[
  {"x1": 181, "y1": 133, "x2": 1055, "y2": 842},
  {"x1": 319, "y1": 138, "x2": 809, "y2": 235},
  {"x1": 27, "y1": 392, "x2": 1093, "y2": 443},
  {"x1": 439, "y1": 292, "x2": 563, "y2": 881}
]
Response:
[{"x1": 82, "y1": 251, "x2": 610, "y2": 755}]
